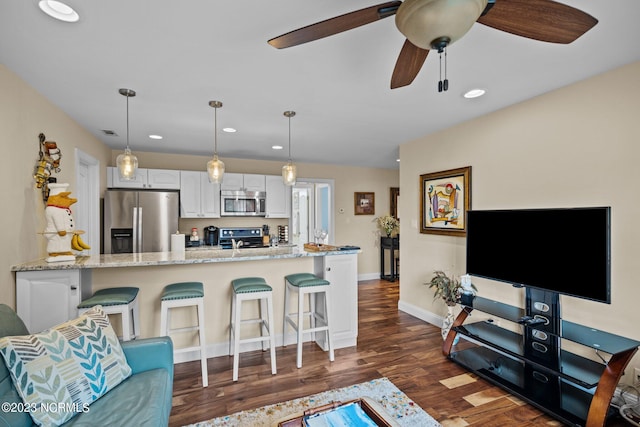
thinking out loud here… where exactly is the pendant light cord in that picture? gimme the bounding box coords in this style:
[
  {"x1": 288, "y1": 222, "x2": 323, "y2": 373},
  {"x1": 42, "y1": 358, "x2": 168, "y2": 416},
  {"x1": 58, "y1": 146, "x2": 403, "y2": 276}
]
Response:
[
  {"x1": 214, "y1": 106, "x2": 218, "y2": 156},
  {"x1": 288, "y1": 114, "x2": 292, "y2": 161},
  {"x1": 125, "y1": 94, "x2": 130, "y2": 150}
]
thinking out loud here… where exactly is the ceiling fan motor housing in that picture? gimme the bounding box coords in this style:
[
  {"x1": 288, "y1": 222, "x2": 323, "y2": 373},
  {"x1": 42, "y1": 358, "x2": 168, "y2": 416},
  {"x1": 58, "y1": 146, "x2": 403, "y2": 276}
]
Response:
[{"x1": 395, "y1": 0, "x2": 488, "y2": 49}]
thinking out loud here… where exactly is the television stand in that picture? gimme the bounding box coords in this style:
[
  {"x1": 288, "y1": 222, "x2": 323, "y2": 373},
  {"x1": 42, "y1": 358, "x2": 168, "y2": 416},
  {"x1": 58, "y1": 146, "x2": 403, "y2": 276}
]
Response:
[{"x1": 443, "y1": 289, "x2": 640, "y2": 427}]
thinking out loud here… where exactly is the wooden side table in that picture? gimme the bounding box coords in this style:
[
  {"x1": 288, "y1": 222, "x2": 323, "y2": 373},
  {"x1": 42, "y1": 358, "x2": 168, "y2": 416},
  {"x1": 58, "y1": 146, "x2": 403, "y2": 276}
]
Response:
[{"x1": 380, "y1": 236, "x2": 399, "y2": 281}]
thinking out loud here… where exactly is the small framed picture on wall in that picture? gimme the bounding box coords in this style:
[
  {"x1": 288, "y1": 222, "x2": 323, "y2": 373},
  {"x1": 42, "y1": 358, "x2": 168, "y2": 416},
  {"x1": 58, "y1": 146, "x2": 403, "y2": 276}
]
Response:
[{"x1": 354, "y1": 192, "x2": 375, "y2": 215}]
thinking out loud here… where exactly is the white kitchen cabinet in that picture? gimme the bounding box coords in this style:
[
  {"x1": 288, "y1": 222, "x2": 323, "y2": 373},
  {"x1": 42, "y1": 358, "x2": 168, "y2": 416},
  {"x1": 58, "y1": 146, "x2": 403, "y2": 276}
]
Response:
[
  {"x1": 107, "y1": 167, "x2": 180, "y2": 189},
  {"x1": 16, "y1": 270, "x2": 92, "y2": 333},
  {"x1": 220, "y1": 173, "x2": 266, "y2": 192},
  {"x1": 179, "y1": 170, "x2": 220, "y2": 218},
  {"x1": 313, "y1": 253, "x2": 358, "y2": 349},
  {"x1": 265, "y1": 175, "x2": 291, "y2": 218}
]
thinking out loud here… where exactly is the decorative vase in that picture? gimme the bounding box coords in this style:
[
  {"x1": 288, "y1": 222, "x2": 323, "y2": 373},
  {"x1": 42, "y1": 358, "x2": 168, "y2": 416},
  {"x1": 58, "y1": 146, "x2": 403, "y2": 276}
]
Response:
[{"x1": 441, "y1": 305, "x2": 456, "y2": 341}]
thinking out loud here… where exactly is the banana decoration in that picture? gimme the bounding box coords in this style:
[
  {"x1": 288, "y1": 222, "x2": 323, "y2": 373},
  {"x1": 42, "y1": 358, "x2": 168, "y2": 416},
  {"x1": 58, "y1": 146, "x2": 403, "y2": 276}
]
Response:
[{"x1": 71, "y1": 233, "x2": 91, "y2": 251}]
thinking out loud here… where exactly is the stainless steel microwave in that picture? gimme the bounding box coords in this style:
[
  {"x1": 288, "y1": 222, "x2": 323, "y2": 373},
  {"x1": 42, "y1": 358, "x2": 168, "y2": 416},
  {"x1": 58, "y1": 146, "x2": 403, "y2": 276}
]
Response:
[{"x1": 220, "y1": 190, "x2": 266, "y2": 216}]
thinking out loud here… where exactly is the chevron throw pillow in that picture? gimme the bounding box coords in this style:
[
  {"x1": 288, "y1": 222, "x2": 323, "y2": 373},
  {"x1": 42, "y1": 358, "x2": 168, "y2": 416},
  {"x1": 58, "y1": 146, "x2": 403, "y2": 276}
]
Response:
[{"x1": 0, "y1": 306, "x2": 132, "y2": 426}]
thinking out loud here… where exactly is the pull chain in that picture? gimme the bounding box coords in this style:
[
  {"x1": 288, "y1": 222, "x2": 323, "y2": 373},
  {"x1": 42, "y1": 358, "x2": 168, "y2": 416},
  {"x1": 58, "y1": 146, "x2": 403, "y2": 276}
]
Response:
[{"x1": 438, "y1": 47, "x2": 449, "y2": 92}]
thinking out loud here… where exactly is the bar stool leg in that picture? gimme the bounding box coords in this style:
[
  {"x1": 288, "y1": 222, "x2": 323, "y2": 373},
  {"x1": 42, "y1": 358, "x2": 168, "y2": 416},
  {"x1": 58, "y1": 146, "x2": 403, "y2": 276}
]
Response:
[
  {"x1": 196, "y1": 301, "x2": 208, "y2": 388},
  {"x1": 296, "y1": 287, "x2": 304, "y2": 369},
  {"x1": 267, "y1": 293, "x2": 277, "y2": 375},
  {"x1": 232, "y1": 293, "x2": 242, "y2": 382},
  {"x1": 121, "y1": 307, "x2": 131, "y2": 341},
  {"x1": 229, "y1": 291, "x2": 236, "y2": 356},
  {"x1": 160, "y1": 301, "x2": 168, "y2": 337},
  {"x1": 132, "y1": 297, "x2": 141, "y2": 338},
  {"x1": 283, "y1": 281, "x2": 290, "y2": 347}
]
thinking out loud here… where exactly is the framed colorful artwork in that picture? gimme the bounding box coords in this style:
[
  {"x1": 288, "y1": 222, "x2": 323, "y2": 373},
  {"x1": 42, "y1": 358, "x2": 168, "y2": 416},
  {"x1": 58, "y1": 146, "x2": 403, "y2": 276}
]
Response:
[
  {"x1": 354, "y1": 192, "x2": 375, "y2": 215},
  {"x1": 420, "y1": 166, "x2": 471, "y2": 236}
]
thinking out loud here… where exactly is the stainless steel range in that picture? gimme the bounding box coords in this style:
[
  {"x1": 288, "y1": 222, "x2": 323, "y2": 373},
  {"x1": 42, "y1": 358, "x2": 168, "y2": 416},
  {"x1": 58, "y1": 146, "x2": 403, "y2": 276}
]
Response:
[{"x1": 218, "y1": 227, "x2": 265, "y2": 249}]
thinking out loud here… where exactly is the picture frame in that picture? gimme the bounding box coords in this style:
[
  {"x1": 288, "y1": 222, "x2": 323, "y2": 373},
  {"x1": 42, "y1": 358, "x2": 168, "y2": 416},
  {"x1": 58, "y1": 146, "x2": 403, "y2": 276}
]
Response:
[
  {"x1": 390, "y1": 187, "x2": 400, "y2": 220},
  {"x1": 420, "y1": 166, "x2": 471, "y2": 236},
  {"x1": 354, "y1": 192, "x2": 375, "y2": 215}
]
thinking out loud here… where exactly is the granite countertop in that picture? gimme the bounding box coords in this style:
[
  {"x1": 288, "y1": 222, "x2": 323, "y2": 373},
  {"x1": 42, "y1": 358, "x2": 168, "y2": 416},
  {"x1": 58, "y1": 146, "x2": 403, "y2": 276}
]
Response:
[{"x1": 11, "y1": 246, "x2": 360, "y2": 272}]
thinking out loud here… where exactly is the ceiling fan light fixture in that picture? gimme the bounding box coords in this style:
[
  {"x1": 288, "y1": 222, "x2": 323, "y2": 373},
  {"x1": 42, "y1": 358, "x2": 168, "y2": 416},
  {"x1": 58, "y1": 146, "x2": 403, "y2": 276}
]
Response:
[
  {"x1": 116, "y1": 88, "x2": 138, "y2": 181},
  {"x1": 207, "y1": 101, "x2": 225, "y2": 183},
  {"x1": 282, "y1": 110, "x2": 297, "y2": 186},
  {"x1": 38, "y1": 1, "x2": 79, "y2": 22},
  {"x1": 395, "y1": 0, "x2": 487, "y2": 49}
]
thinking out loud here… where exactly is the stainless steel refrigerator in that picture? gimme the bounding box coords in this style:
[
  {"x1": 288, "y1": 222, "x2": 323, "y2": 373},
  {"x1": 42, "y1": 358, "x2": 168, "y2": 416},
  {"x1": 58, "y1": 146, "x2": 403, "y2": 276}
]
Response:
[{"x1": 103, "y1": 190, "x2": 179, "y2": 254}]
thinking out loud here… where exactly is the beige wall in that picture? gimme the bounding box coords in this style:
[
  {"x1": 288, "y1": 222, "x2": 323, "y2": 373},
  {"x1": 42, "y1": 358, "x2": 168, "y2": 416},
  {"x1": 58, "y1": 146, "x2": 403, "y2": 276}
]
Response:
[
  {"x1": 109, "y1": 151, "x2": 399, "y2": 277},
  {"x1": 398, "y1": 61, "x2": 640, "y2": 383},
  {"x1": 0, "y1": 65, "x2": 112, "y2": 308}
]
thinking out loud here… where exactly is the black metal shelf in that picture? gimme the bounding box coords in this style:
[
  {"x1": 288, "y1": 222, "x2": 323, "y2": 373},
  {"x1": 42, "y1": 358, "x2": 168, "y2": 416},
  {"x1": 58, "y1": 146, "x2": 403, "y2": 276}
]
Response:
[
  {"x1": 445, "y1": 290, "x2": 640, "y2": 427},
  {"x1": 455, "y1": 321, "x2": 604, "y2": 388}
]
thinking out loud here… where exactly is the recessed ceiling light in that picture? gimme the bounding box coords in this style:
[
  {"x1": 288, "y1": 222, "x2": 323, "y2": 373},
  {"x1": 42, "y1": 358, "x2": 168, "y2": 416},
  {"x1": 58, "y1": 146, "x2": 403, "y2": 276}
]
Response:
[
  {"x1": 222, "y1": 127, "x2": 236, "y2": 133},
  {"x1": 148, "y1": 134, "x2": 163, "y2": 140},
  {"x1": 396, "y1": 158, "x2": 400, "y2": 162},
  {"x1": 272, "y1": 145, "x2": 284, "y2": 150},
  {"x1": 463, "y1": 88, "x2": 486, "y2": 99},
  {"x1": 38, "y1": 1, "x2": 79, "y2": 22}
]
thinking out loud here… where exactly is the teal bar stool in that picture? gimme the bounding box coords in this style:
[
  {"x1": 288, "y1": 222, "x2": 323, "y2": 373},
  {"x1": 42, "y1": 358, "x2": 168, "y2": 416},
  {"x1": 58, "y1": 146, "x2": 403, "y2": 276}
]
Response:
[
  {"x1": 78, "y1": 287, "x2": 140, "y2": 341},
  {"x1": 160, "y1": 281, "x2": 208, "y2": 388},
  {"x1": 283, "y1": 273, "x2": 334, "y2": 368},
  {"x1": 230, "y1": 277, "x2": 276, "y2": 382}
]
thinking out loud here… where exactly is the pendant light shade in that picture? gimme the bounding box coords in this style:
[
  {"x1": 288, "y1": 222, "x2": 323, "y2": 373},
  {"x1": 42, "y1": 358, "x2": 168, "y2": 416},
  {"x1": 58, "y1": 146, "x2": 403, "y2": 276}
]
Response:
[
  {"x1": 116, "y1": 88, "x2": 138, "y2": 180},
  {"x1": 207, "y1": 100, "x2": 225, "y2": 183},
  {"x1": 282, "y1": 110, "x2": 297, "y2": 186}
]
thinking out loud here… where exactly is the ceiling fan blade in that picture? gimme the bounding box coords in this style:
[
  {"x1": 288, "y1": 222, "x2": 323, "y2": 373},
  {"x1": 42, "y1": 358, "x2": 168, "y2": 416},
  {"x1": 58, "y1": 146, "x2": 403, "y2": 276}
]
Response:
[
  {"x1": 390, "y1": 39, "x2": 430, "y2": 89},
  {"x1": 268, "y1": 1, "x2": 402, "y2": 49},
  {"x1": 477, "y1": 0, "x2": 597, "y2": 44}
]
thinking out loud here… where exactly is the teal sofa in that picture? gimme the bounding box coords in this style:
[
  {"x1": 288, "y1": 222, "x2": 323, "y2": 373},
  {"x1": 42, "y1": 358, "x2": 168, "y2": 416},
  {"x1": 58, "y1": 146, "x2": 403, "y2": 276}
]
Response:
[{"x1": 0, "y1": 304, "x2": 174, "y2": 427}]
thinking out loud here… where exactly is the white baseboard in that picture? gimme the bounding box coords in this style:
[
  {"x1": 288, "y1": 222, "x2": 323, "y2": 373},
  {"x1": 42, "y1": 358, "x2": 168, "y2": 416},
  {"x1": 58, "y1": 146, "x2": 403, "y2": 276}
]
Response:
[
  {"x1": 358, "y1": 272, "x2": 381, "y2": 281},
  {"x1": 397, "y1": 300, "x2": 443, "y2": 328}
]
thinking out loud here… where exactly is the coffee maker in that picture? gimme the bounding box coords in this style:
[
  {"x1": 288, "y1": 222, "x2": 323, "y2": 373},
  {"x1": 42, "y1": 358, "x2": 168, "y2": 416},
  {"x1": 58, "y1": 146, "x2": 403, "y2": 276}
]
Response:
[{"x1": 204, "y1": 225, "x2": 219, "y2": 246}]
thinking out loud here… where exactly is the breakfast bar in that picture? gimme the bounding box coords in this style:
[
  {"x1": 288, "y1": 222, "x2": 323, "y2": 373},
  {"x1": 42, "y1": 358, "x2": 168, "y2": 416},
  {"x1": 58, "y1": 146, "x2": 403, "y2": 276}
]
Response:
[{"x1": 12, "y1": 246, "x2": 360, "y2": 363}]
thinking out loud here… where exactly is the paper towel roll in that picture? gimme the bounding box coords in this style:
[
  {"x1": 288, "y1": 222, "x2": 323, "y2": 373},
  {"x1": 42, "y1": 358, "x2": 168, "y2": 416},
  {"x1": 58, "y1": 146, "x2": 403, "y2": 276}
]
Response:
[{"x1": 171, "y1": 233, "x2": 185, "y2": 253}]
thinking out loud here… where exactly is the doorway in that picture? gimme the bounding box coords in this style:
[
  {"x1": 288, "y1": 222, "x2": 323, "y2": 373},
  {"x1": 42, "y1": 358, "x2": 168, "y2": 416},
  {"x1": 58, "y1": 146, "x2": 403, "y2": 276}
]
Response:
[
  {"x1": 290, "y1": 179, "x2": 334, "y2": 249},
  {"x1": 74, "y1": 149, "x2": 100, "y2": 255}
]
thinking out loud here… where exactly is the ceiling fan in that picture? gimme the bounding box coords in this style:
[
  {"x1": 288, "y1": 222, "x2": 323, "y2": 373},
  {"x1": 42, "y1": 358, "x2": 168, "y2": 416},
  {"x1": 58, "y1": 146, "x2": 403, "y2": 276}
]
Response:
[{"x1": 268, "y1": 0, "x2": 597, "y2": 89}]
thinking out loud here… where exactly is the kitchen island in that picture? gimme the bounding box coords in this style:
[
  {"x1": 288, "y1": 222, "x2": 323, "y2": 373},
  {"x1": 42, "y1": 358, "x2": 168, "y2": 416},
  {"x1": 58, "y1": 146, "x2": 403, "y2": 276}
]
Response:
[{"x1": 12, "y1": 246, "x2": 360, "y2": 363}]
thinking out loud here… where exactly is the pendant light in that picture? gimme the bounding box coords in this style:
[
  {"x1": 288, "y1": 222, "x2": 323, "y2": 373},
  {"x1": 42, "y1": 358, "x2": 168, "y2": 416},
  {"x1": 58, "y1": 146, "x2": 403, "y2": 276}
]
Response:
[
  {"x1": 207, "y1": 101, "x2": 225, "y2": 183},
  {"x1": 116, "y1": 88, "x2": 138, "y2": 180},
  {"x1": 282, "y1": 110, "x2": 297, "y2": 186}
]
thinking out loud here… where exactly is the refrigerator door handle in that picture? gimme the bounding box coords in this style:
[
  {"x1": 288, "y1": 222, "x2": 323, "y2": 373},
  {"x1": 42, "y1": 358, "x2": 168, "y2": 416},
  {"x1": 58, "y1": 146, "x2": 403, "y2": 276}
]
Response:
[
  {"x1": 137, "y1": 207, "x2": 143, "y2": 253},
  {"x1": 132, "y1": 207, "x2": 138, "y2": 253}
]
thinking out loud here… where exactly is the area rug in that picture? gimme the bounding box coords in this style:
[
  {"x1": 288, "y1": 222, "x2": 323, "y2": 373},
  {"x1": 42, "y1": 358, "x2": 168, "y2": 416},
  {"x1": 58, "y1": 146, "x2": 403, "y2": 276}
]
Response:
[{"x1": 185, "y1": 377, "x2": 441, "y2": 427}]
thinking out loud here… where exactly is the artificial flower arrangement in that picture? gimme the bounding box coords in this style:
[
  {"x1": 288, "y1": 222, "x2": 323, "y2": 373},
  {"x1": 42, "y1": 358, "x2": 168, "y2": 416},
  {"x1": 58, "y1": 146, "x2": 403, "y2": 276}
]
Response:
[{"x1": 376, "y1": 214, "x2": 399, "y2": 237}]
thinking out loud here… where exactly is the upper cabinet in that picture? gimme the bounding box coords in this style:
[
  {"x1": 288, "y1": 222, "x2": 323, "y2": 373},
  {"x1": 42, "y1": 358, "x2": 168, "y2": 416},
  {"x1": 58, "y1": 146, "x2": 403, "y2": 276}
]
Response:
[
  {"x1": 179, "y1": 171, "x2": 220, "y2": 218},
  {"x1": 265, "y1": 175, "x2": 291, "y2": 218},
  {"x1": 107, "y1": 167, "x2": 180, "y2": 190},
  {"x1": 220, "y1": 173, "x2": 266, "y2": 192}
]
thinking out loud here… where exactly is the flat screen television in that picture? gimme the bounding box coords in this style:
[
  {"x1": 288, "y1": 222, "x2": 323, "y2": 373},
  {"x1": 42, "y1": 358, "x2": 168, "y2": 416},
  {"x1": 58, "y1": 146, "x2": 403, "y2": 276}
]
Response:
[{"x1": 466, "y1": 207, "x2": 611, "y2": 304}]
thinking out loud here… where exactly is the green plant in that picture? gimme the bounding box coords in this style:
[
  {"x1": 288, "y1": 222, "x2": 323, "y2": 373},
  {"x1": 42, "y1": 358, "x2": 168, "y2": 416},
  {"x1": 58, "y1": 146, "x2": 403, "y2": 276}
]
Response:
[{"x1": 427, "y1": 270, "x2": 477, "y2": 306}]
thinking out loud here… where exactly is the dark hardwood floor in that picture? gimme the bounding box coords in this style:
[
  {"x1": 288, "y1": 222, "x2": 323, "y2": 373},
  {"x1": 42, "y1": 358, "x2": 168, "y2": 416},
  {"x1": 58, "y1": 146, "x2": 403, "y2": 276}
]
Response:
[{"x1": 170, "y1": 279, "x2": 629, "y2": 426}]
